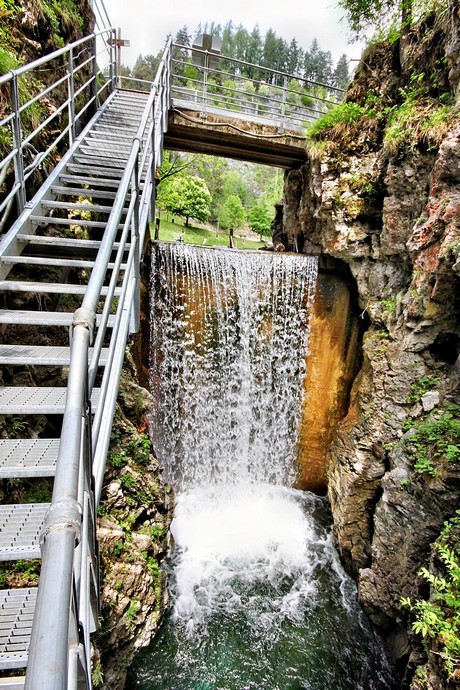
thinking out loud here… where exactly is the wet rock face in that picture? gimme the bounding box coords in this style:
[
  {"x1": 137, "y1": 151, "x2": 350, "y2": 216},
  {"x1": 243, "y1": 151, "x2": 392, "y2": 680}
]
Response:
[{"x1": 281, "y1": 6, "x2": 460, "y2": 686}]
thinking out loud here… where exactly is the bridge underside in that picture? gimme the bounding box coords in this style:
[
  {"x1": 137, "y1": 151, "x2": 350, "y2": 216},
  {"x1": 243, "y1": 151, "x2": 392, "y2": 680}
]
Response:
[{"x1": 164, "y1": 106, "x2": 309, "y2": 169}]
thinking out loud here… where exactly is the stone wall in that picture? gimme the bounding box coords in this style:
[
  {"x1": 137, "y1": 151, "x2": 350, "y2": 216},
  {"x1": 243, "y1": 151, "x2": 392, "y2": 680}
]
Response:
[{"x1": 281, "y1": 5, "x2": 460, "y2": 686}]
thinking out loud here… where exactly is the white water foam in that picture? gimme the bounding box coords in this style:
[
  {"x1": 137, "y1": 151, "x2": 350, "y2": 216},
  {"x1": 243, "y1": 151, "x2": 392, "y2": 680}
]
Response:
[{"x1": 169, "y1": 483, "x2": 353, "y2": 637}]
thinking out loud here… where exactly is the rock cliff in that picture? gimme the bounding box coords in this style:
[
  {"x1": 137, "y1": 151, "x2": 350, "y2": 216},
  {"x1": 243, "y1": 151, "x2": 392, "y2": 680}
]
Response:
[{"x1": 281, "y1": 4, "x2": 460, "y2": 687}]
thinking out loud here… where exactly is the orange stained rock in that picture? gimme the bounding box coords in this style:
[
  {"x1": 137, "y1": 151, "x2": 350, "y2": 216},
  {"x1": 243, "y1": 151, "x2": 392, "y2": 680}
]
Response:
[{"x1": 296, "y1": 273, "x2": 361, "y2": 494}]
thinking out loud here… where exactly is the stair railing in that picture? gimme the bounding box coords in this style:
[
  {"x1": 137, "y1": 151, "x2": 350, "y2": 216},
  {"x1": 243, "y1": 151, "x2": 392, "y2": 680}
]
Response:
[
  {"x1": 24, "y1": 37, "x2": 172, "y2": 690},
  {"x1": 0, "y1": 29, "x2": 116, "y2": 232}
]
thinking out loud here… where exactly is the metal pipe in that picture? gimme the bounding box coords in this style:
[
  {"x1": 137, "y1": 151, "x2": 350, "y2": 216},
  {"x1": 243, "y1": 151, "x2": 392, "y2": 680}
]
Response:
[
  {"x1": 10, "y1": 75, "x2": 26, "y2": 212},
  {"x1": 0, "y1": 30, "x2": 114, "y2": 86}
]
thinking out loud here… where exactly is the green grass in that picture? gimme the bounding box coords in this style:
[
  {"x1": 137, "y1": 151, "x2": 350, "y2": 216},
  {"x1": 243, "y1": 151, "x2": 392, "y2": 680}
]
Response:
[{"x1": 152, "y1": 218, "x2": 266, "y2": 250}]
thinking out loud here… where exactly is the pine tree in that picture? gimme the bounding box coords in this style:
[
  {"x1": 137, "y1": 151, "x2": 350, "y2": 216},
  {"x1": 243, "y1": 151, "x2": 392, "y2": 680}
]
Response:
[{"x1": 333, "y1": 54, "x2": 350, "y2": 89}]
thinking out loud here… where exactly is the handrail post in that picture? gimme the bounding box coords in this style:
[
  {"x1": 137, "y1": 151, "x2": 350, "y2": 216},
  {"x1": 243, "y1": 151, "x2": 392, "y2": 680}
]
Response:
[
  {"x1": 92, "y1": 34, "x2": 99, "y2": 109},
  {"x1": 10, "y1": 74, "x2": 26, "y2": 213},
  {"x1": 111, "y1": 28, "x2": 117, "y2": 91},
  {"x1": 68, "y1": 46, "x2": 76, "y2": 145},
  {"x1": 130, "y1": 151, "x2": 140, "y2": 334},
  {"x1": 280, "y1": 74, "x2": 288, "y2": 132},
  {"x1": 202, "y1": 52, "x2": 209, "y2": 115},
  {"x1": 149, "y1": 90, "x2": 156, "y2": 222}
]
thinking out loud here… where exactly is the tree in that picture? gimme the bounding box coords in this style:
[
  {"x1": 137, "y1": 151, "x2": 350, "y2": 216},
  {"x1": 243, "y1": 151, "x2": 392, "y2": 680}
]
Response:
[
  {"x1": 248, "y1": 202, "x2": 272, "y2": 238},
  {"x1": 218, "y1": 194, "x2": 246, "y2": 230},
  {"x1": 132, "y1": 54, "x2": 161, "y2": 88},
  {"x1": 157, "y1": 174, "x2": 211, "y2": 227},
  {"x1": 337, "y1": 0, "x2": 414, "y2": 39},
  {"x1": 332, "y1": 54, "x2": 350, "y2": 89}
]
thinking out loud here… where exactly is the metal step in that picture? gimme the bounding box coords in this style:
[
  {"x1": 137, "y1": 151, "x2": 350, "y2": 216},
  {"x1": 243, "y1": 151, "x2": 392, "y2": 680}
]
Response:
[
  {"x1": 0, "y1": 281, "x2": 122, "y2": 296},
  {"x1": 72, "y1": 155, "x2": 128, "y2": 170},
  {"x1": 0, "y1": 439, "x2": 58, "y2": 478},
  {"x1": 0, "y1": 676, "x2": 25, "y2": 688},
  {"x1": 0, "y1": 345, "x2": 109, "y2": 366},
  {"x1": 57, "y1": 173, "x2": 122, "y2": 187},
  {"x1": 0, "y1": 504, "x2": 49, "y2": 561},
  {"x1": 80, "y1": 142, "x2": 132, "y2": 155},
  {"x1": 30, "y1": 216, "x2": 123, "y2": 230},
  {"x1": 16, "y1": 234, "x2": 130, "y2": 252},
  {"x1": 0, "y1": 588, "x2": 37, "y2": 670},
  {"x1": 0, "y1": 387, "x2": 101, "y2": 414},
  {"x1": 41, "y1": 200, "x2": 124, "y2": 215},
  {"x1": 0, "y1": 310, "x2": 116, "y2": 327},
  {"x1": 0, "y1": 256, "x2": 126, "y2": 271},
  {"x1": 50, "y1": 186, "x2": 120, "y2": 200},
  {"x1": 66, "y1": 163, "x2": 124, "y2": 178}
]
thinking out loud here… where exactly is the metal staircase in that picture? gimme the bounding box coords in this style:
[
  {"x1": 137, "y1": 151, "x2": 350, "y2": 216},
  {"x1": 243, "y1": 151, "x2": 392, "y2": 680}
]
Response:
[{"x1": 0, "y1": 27, "x2": 171, "y2": 690}]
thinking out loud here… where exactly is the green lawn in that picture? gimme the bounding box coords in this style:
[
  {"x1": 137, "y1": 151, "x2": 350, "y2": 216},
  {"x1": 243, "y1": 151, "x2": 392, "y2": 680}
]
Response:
[{"x1": 151, "y1": 218, "x2": 267, "y2": 250}]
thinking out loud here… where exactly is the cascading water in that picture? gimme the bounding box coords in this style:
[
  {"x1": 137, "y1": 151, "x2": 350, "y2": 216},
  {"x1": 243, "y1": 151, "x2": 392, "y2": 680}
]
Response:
[{"x1": 128, "y1": 243, "x2": 397, "y2": 690}]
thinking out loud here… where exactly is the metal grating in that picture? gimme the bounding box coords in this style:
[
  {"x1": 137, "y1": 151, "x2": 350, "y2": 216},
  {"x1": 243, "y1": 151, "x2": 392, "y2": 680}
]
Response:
[
  {"x1": 0, "y1": 588, "x2": 37, "y2": 669},
  {"x1": 0, "y1": 387, "x2": 101, "y2": 414},
  {"x1": 0, "y1": 345, "x2": 109, "y2": 366},
  {"x1": 0, "y1": 677, "x2": 25, "y2": 688},
  {"x1": 0, "y1": 505, "x2": 49, "y2": 560},
  {"x1": 0, "y1": 439, "x2": 58, "y2": 479},
  {"x1": 0, "y1": 310, "x2": 116, "y2": 327},
  {"x1": 0, "y1": 281, "x2": 122, "y2": 296}
]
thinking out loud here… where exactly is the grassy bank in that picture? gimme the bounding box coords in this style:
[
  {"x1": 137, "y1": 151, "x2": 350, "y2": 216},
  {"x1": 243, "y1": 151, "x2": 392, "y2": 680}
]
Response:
[{"x1": 151, "y1": 218, "x2": 267, "y2": 250}]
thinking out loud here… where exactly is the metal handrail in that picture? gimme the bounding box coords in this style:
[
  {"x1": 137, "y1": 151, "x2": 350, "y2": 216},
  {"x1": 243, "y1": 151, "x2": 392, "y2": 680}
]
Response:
[
  {"x1": 23, "y1": 34, "x2": 172, "y2": 690},
  {"x1": 0, "y1": 29, "x2": 116, "y2": 226},
  {"x1": 170, "y1": 42, "x2": 344, "y2": 130}
]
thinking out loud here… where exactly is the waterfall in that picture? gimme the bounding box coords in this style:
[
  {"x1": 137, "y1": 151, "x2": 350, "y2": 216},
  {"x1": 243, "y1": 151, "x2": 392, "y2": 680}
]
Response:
[
  {"x1": 134, "y1": 243, "x2": 397, "y2": 690},
  {"x1": 150, "y1": 243, "x2": 318, "y2": 490}
]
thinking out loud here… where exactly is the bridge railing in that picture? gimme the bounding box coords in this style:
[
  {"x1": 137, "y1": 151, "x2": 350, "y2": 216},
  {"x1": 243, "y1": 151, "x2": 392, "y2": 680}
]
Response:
[
  {"x1": 170, "y1": 43, "x2": 345, "y2": 132},
  {"x1": 0, "y1": 28, "x2": 116, "y2": 231}
]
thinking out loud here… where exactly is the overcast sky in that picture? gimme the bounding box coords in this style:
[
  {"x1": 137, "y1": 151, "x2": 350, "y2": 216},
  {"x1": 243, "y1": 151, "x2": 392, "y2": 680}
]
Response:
[{"x1": 102, "y1": 0, "x2": 365, "y2": 67}]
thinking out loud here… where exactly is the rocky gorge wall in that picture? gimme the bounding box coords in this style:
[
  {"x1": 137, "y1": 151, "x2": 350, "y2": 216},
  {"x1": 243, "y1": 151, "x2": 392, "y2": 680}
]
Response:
[{"x1": 280, "y1": 5, "x2": 460, "y2": 687}]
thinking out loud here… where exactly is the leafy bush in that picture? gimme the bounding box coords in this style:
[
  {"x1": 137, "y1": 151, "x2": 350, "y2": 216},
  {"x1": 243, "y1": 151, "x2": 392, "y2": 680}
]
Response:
[
  {"x1": 403, "y1": 405, "x2": 460, "y2": 476},
  {"x1": 384, "y1": 99, "x2": 452, "y2": 154},
  {"x1": 306, "y1": 102, "x2": 372, "y2": 140},
  {"x1": 402, "y1": 511, "x2": 460, "y2": 680}
]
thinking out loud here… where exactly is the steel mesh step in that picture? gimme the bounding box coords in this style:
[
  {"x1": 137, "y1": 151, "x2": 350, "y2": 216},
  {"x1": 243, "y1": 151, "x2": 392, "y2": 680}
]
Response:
[
  {"x1": 0, "y1": 676, "x2": 25, "y2": 688},
  {"x1": 0, "y1": 281, "x2": 122, "y2": 296},
  {"x1": 0, "y1": 310, "x2": 116, "y2": 327},
  {"x1": 0, "y1": 439, "x2": 58, "y2": 479},
  {"x1": 0, "y1": 504, "x2": 49, "y2": 560},
  {"x1": 0, "y1": 588, "x2": 37, "y2": 670},
  {"x1": 0, "y1": 345, "x2": 109, "y2": 366},
  {"x1": 0, "y1": 387, "x2": 101, "y2": 414}
]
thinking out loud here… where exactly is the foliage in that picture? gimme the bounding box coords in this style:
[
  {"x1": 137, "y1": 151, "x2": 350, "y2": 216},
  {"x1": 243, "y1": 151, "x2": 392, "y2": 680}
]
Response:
[
  {"x1": 402, "y1": 511, "x2": 460, "y2": 680},
  {"x1": 403, "y1": 405, "x2": 460, "y2": 476},
  {"x1": 338, "y1": 0, "x2": 446, "y2": 41},
  {"x1": 91, "y1": 659, "x2": 104, "y2": 687},
  {"x1": 406, "y1": 376, "x2": 439, "y2": 404},
  {"x1": 218, "y1": 194, "x2": 246, "y2": 230},
  {"x1": 306, "y1": 102, "x2": 372, "y2": 141},
  {"x1": 153, "y1": 217, "x2": 264, "y2": 249},
  {"x1": 0, "y1": 559, "x2": 40, "y2": 588},
  {"x1": 383, "y1": 99, "x2": 452, "y2": 154},
  {"x1": 126, "y1": 598, "x2": 141, "y2": 620},
  {"x1": 248, "y1": 201, "x2": 273, "y2": 237},
  {"x1": 157, "y1": 173, "x2": 211, "y2": 227}
]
